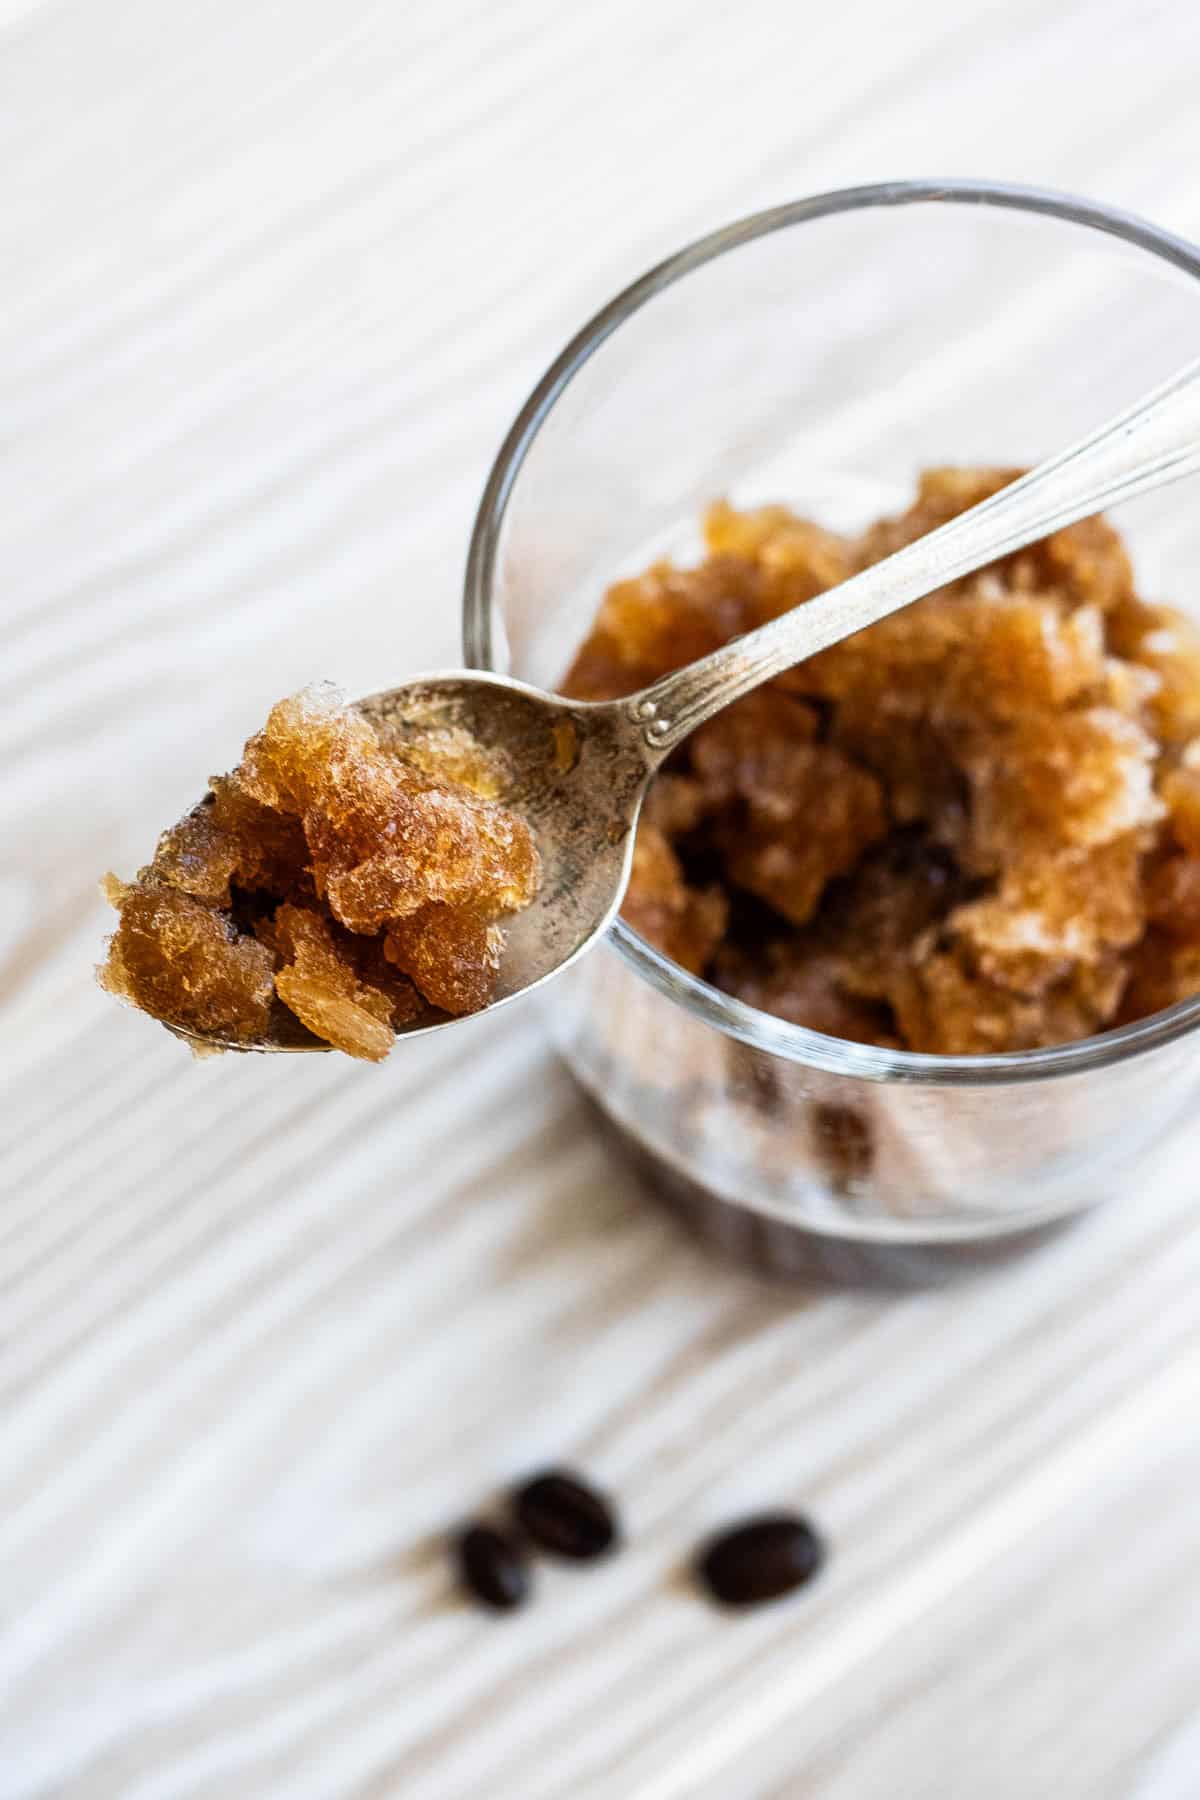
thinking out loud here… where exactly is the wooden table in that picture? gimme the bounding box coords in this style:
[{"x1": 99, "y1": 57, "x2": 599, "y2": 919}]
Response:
[{"x1": 5, "y1": 2, "x2": 1200, "y2": 1794}]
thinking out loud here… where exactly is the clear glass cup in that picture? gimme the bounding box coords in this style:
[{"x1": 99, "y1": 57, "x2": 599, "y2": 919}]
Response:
[{"x1": 463, "y1": 180, "x2": 1200, "y2": 1285}]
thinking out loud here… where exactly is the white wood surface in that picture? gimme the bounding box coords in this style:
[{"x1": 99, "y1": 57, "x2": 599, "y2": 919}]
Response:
[{"x1": 5, "y1": 3, "x2": 1200, "y2": 1796}]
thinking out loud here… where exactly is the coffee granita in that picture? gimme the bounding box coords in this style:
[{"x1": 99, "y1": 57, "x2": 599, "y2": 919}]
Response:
[
  {"x1": 100, "y1": 685, "x2": 541, "y2": 1060},
  {"x1": 563, "y1": 469, "x2": 1200, "y2": 1054}
]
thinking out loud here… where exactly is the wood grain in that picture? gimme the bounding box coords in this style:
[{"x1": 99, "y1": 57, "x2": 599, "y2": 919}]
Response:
[{"x1": 4, "y1": 1, "x2": 1200, "y2": 1795}]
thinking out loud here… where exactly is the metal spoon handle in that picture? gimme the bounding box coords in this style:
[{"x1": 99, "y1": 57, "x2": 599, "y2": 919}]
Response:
[{"x1": 627, "y1": 351, "x2": 1200, "y2": 761}]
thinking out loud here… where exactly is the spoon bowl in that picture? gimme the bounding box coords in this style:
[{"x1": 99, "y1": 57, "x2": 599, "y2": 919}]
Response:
[{"x1": 170, "y1": 671, "x2": 655, "y2": 1053}]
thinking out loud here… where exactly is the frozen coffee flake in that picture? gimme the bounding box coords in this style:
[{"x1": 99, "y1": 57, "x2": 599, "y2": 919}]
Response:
[{"x1": 99, "y1": 878, "x2": 274, "y2": 1044}]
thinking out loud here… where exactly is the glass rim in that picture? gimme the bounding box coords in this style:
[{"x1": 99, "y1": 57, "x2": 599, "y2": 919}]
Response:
[{"x1": 463, "y1": 177, "x2": 1200, "y2": 1087}]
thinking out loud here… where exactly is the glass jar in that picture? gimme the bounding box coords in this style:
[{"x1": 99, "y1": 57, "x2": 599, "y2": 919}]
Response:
[{"x1": 463, "y1": 180, "x2": 1200, "y2": 1284}]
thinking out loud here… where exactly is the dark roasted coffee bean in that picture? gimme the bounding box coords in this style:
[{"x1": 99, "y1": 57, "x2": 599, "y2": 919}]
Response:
[
  {"x1": 455, "y1": 1523, "x2": 531, "y2": 1612},
  {"x1": 513, "y1": 1469, "x2": 618, "y2": 1561},
  {"x1": 696, "y1": 1512, "x2": 825, "y2": 1608}
]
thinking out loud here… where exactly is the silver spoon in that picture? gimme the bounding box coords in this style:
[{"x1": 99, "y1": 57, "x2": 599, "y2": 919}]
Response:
[{"x1": 182, "y1": 353, "x2": 1200, "y2": 1053}]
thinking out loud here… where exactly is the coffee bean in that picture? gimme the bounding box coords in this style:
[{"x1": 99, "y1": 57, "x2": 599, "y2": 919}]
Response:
[
  {"x1": 455, "y1": 1523, "x2": 531, "y2": 1612},
  {"x1": 513, "y1": 1469, "x2": 618, "y2": 1561},
  {"x1": 695, "y1": 1513, "x2": 825, "y2": 1608}
]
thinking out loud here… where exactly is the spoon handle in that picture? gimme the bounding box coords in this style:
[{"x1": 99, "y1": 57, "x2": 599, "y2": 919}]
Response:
[{"x1": 627, "y1": 351, "x2": 1200, "y2": 761}]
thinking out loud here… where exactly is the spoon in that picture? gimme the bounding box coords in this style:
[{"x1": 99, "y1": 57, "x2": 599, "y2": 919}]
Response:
[{"x1": 182, "y1": 353, "x2": 1200, "y2": 1052}]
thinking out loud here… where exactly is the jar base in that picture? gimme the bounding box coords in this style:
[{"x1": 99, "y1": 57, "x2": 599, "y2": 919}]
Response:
[{"x1": 580, "y1": 1094, "x2": 1080, "y2": 1290}]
